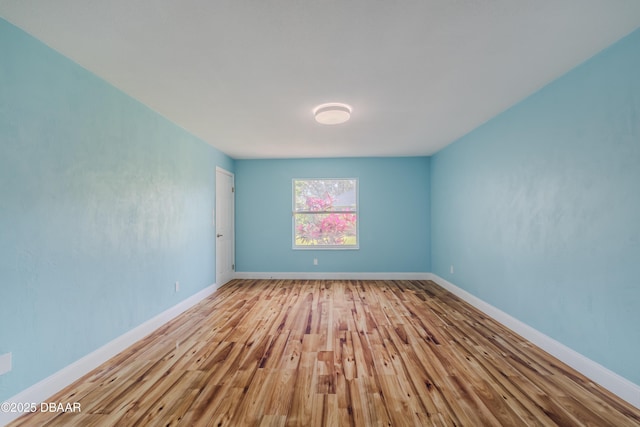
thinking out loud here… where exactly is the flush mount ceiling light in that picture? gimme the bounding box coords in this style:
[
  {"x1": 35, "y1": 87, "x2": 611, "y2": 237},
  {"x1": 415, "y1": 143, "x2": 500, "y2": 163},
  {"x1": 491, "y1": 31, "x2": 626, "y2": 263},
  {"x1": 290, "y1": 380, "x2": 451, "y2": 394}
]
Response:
[{"x1": 313, "y1": 102, "x2": 352, "y2": 125}]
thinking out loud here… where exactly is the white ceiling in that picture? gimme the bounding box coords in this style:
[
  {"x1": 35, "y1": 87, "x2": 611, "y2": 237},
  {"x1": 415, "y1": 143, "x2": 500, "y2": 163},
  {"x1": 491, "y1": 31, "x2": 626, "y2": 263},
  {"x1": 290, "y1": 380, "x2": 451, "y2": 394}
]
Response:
[{"x1": 2, "y1": 1, "x2": 640, "y2": 159}]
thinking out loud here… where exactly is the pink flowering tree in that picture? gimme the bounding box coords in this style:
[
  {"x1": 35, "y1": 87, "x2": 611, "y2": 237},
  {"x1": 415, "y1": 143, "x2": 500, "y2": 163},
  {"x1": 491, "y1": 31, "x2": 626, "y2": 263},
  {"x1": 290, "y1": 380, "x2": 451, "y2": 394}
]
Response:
[{"x1": 294, "y1": 180, "x2": 357, "y2": 247}]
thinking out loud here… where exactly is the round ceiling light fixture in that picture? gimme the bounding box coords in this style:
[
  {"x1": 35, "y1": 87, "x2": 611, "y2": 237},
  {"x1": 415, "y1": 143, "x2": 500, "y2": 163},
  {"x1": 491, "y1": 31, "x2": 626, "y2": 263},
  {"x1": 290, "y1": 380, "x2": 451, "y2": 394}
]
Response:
[{"x1": 313, "y1": 102, "x2": 352, "y2": 125}]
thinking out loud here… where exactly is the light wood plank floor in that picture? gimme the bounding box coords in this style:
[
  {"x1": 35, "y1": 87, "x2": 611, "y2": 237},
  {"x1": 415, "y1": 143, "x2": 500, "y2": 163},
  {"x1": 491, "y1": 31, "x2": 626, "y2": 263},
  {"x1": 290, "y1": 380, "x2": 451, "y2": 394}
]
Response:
[{"x1": 10, "y1": 279, "x2": 640, "y2": 426}]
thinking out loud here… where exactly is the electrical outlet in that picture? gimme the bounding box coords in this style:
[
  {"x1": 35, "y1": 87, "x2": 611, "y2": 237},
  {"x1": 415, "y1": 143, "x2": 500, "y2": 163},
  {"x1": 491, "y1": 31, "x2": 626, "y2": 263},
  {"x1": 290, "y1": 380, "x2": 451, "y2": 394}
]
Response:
[
  {"x1": 0, "y1": 352, "x2": 12, "y2": 375},
  {"x1": 450, "y1": 265, "x2": 454, "y2": 274},
  {"x1": 175, "y1": 281, "x2": 180, "y2": 292},
  {"x1": 313, "y1": 258, "x2": 318, "y2": 265}
]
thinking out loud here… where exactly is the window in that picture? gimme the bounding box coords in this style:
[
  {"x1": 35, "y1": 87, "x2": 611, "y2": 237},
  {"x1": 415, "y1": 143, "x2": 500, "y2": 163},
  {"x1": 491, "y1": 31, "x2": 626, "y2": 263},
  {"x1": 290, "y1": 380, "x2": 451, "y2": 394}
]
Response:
[{"x1": 293, "y1": 178, "x2": 358, "y2": 249}]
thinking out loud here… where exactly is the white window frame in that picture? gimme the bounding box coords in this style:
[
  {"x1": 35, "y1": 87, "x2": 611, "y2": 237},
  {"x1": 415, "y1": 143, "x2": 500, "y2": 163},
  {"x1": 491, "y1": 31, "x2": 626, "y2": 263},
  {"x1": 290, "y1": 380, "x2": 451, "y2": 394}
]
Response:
[{"x1": 292, "y1": 178, "x2": 359, "y2": 250}]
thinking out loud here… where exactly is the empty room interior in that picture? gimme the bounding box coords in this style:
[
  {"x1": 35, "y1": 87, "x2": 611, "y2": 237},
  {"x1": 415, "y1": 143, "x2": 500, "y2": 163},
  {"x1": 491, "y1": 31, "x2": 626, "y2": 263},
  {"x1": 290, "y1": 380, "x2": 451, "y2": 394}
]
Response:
[{"x1": 1, "y1": 1, "x2": 640, "y2": 426}]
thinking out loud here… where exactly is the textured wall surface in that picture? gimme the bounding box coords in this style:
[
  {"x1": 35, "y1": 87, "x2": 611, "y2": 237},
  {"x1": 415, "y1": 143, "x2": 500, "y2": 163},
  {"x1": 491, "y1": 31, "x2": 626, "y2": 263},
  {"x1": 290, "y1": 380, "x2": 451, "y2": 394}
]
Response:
[
  {"x1": 235, "y1": 157, "x2": 430, "y2": 273},
  {"x1": 431, "y1": 29, "x2": 640, "y2": 384},
  {"x1": 0, "y1": 19, "x2": 233, "y2": 401}
]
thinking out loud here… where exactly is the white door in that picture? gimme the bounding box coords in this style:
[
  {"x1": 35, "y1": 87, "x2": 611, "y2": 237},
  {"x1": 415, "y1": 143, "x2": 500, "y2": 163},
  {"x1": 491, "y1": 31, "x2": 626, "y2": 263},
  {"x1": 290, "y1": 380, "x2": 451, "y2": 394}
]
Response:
[{"x1": 216, "y1": 167, "x2": 235, "y2": 286}]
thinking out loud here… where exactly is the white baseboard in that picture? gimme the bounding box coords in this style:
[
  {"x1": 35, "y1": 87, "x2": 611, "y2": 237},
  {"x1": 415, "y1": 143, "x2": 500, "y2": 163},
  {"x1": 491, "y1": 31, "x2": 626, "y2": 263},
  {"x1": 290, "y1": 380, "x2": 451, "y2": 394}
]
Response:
[
  {"x1": 234, "y1": 272, "x2": 431, "y2": 280},
  {"x1": 428, "y1": 273, "x2": 640, "y2": 410},
  {"x1": 0, "y1": 283, "x2": 217, "y2": 427}
]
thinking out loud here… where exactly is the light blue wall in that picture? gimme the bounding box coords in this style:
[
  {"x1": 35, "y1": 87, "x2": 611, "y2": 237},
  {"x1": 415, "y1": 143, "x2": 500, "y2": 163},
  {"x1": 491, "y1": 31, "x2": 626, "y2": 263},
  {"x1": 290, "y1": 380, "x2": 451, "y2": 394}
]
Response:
[
  {"x1": 0, "y1": 19, "x2": 233, "y2": 401},
  {"x1": 431, "y1": 29, "x2": 640, "y2": 384},
  {"x1": 235, "y1": 157, "x2": 430, "y2": 273}
]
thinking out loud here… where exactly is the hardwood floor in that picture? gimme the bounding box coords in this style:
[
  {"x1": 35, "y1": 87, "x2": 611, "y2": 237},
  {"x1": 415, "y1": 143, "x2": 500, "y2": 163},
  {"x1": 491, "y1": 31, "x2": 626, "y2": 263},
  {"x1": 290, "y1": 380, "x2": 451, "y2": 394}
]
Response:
[{"x1": 10, "y1": 279, "x2": 640, "y2": 426}]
